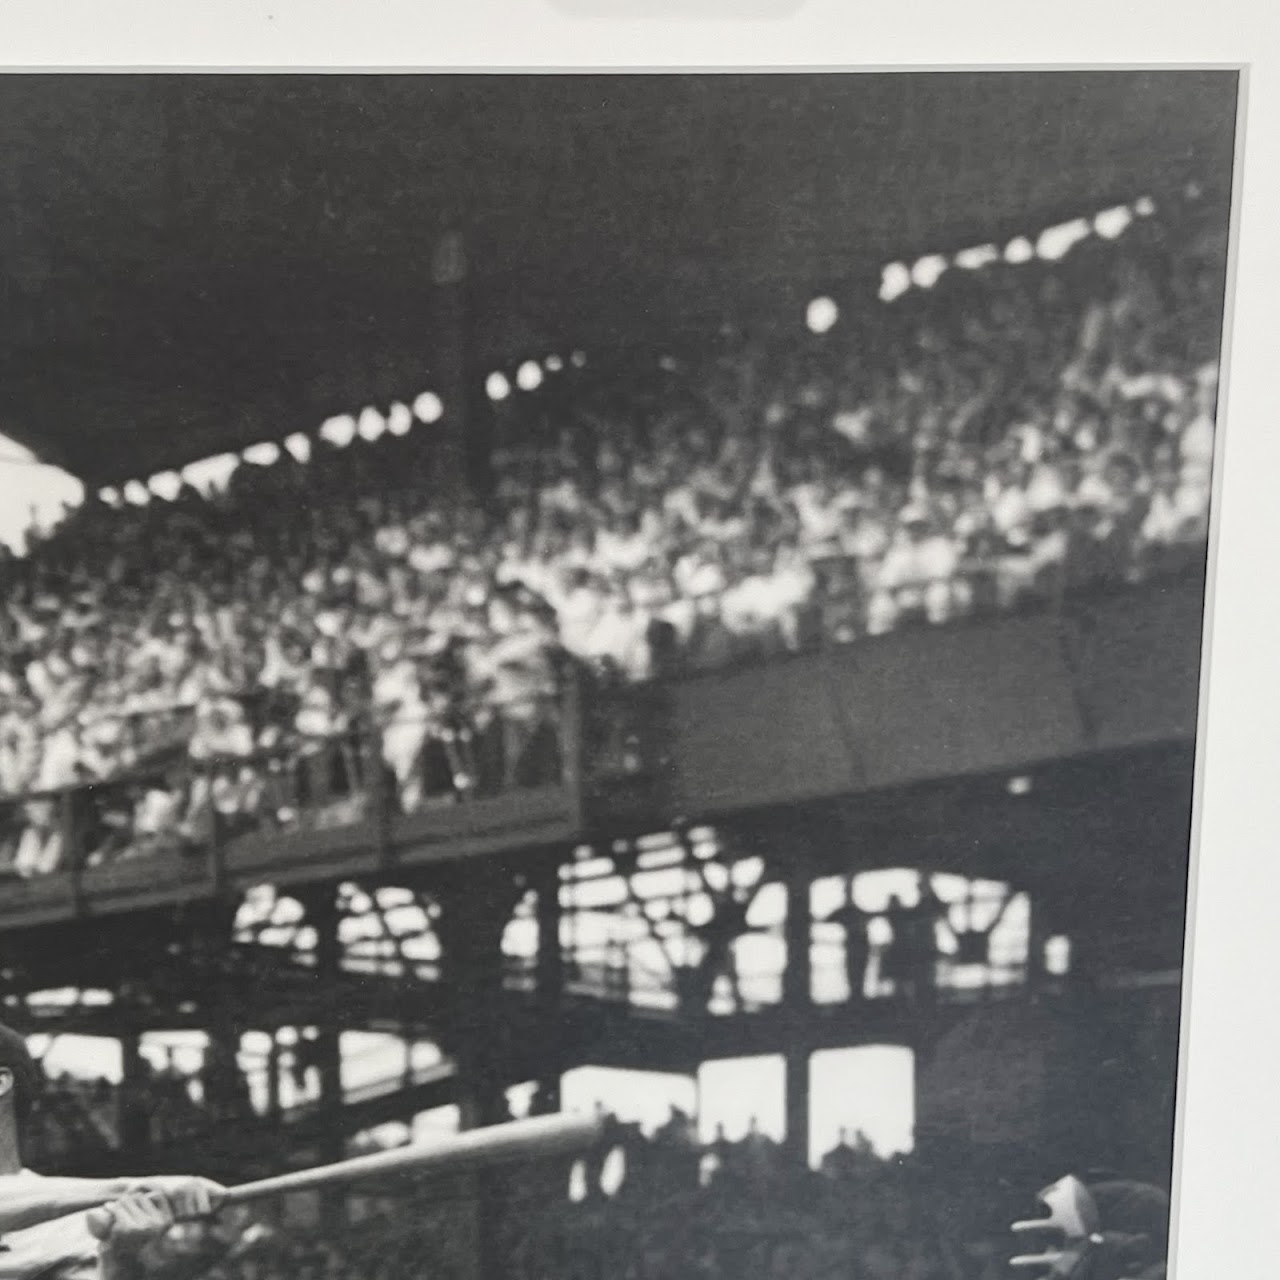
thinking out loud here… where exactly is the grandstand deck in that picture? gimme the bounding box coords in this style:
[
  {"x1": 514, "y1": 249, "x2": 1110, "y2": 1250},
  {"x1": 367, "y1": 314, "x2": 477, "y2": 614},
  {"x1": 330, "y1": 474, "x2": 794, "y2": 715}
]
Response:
[{"x1": 0, "y1": 571, "x2": 1201, "y2": 942}]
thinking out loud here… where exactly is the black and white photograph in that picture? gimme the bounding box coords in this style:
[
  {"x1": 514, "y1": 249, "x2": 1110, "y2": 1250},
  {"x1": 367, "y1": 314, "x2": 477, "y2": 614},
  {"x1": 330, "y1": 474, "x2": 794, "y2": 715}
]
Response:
[{"x1": 0, "y1": 69, "x2": 1241, "y2": 1280}]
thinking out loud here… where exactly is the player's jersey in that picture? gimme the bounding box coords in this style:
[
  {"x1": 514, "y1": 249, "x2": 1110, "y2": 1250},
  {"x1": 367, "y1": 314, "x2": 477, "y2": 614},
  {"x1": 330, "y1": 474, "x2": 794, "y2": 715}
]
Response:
[{"x1": 0, "y1": 1212, "x2": 99, "y2": 1280}]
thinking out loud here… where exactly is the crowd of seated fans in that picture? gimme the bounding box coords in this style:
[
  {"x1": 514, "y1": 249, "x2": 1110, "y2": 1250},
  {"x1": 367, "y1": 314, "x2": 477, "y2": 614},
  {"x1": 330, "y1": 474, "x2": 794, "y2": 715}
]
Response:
[
  {"x1": 138, "y1": 1112, "x2": 1026, "y2": 1280},
  {"x1": 0, "y1": 191, "x2": 1224, "y2": 875},
  {"x1": 24, "y1": 1056, "x2": 233, "y2": 1169},
  {"x1": 22, "y1": 1070, "x2": 121, "y2": 1163},
  {"x1": 21, "y1": 1067, "x2": 1159, "y2": 1279}
]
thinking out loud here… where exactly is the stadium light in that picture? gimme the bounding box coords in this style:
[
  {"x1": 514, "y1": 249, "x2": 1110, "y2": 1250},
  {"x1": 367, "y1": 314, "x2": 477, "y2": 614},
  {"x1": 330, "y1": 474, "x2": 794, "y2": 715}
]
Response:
[
  {"x1": 1045, "y1": 935, "x2": 1072, "y2": 976},
  {"x1": 516, "y1": 360, "x2": 544, "y2": 392},
  {"x1": 486, "y1": 372, "x2": 511, "y2": 402},
  {"x1": 910, "y1": 255, "x2": 947, "y2": 289},
  {"x1": 413, "y1": 391, "x2": 444, "y2": 424},
  {"x1": 98, "y1": 487, "x2": 121, "y2": 506},
  {"x1": 953, "y1": 244, "x2": 1000, "y2": 270},
  {"x1": 1133, "y1": 195, "x2": 1157, "y2": 217},
  {"x1": 148, "y1": 471, "x2": 183, "y2": 501},
  {"x1": 1006, "y1": 775, "x2": 1033, "y2": 796},
  {"x1": 357, "y1": 406, "x2": 387, "y2": 442},
  {"x1": 283, "y1": 433, "x2": 312, "y2": 463},
  {"x1": 878, "y1": 262, "x2": 911, "y2": 302},
  {"x1": 805, "y1": 296, "x2": 839, "y2": 334},
  {"x1": 242, "y1": 441, "x2": 281, "y2": 466},
  {"x1": 1093, "y1": 206, "x2": 1133, "y2": 240},
  {"x1": 182, "y1": 452, "x2": 240, "y2": 495},
  {"x1": 123, "y1": 480, "x2": 151, "y2": 507},
  {"x1": 319, "y1": 415, "x2": 358, "y2": 448},
  {"x1": 387, "y1": 402, "x2": 414, "y2": 436},
  {"x1": 544, "y1": 354, "x2": 564, "y2": 373},
  {"x1": 1035, "y1": 218, "x2": 1092, "y2": 262},
  {"x1": 570, "y1": 351, "x2": 587, "y2": 369},
  {"x1": 1003, "y1": 236, "x2": 1035, "y2": 265}
]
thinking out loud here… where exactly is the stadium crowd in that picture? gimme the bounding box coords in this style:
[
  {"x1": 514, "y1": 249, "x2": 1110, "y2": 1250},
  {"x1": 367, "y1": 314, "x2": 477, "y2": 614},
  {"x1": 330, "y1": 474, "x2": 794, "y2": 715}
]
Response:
[
  {"x1": 24, "y1": 1056, "x2": 242, "y2": 1169},
  {"x1": 17, "y1": 1061, "x2": 1169, "y2": 1278},
  {"x1": 0, "y1": 192, "x2": 1223, "y2": 876},
  {"x1": 137, "y1": 1115, "x2": 1024, "y2": 1280}
]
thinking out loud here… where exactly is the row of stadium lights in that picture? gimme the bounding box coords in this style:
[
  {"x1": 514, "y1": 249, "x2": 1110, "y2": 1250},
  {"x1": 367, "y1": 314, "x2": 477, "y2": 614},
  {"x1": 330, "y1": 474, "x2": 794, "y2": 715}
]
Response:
[
  {"x1": 102, "y1": 350, "x2": 592, "y2": 507},
  {"x1": 802, "y1": 194, "x2": 1161, "y2": 336},
  {"x1": 102, "y1": 392, "x2": 443, "y2": 507},
  {"x1": 491, "y1": 192, "x2": 1164, "y2": 394},
  {"x1": 480, "y1": 195, "x2": 1156, "y2": 398},
  {"x1": 106, "y1": 189, "x2": 1181, "y2": 506},
  {"x1": 484, "y1": 348, "x2": 588, "y2": 403}
]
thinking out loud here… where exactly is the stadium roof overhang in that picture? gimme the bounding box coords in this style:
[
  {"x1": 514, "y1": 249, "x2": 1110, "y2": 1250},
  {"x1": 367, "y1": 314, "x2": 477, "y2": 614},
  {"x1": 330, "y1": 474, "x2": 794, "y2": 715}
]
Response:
[{"x1": 0, "y1": 70, "x2": 1238, "y2": 485}]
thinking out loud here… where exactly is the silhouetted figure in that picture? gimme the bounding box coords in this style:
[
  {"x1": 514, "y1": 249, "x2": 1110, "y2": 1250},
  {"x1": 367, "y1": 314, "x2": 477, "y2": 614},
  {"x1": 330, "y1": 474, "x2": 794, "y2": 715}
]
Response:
[
  {"x1": 702, "y1": 1120, "x2": 736, "y2": 1187},
  {"x1": 820, "y1": 1126, "x2": 858, "y2": 1181},
  {"x1": 739, "y1": 1115, "x2": 783, "y2": 1190},
  {"x1": 653, "y1": 1104, "x2": 698, "y2": 1150},
  {"x1": 826, "y1": 888, "x2": 871, "y2": 1002},
  {"x1": 684, "y1": 884, "x2": 757, "y2": 1013},
  {"x1": 651, "y1": 1105, "x2": 700, "y2": 1189},
  {"x1": 582, "y1": 1100, "x2": 609, "y2": 1198},
  {"x1": 819, "y1": 1126, "x2": 877, "y2": 1181},
  {"x1": 883, "y1": 875, "x2": 945, "y2": 1004},
  {"x1": 604, "y1": 935, "x2": 630, "y2": 1002}
]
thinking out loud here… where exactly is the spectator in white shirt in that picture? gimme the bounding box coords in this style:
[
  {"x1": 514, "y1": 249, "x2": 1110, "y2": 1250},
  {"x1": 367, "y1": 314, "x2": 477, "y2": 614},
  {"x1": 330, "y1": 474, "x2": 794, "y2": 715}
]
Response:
[
  {"x1": 878, "y1": 509, "x2": 960, "y2": 626},
  {"x1": 130, "y1": 783, "x2": 184, "y2": 859},
  {"x1": 372, "y1": 643, "x2": 431, "y2": 814}
]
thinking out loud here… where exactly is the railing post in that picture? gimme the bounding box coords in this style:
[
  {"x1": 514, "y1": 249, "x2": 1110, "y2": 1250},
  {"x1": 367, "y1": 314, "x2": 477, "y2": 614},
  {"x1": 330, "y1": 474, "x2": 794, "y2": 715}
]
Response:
[
  {"x1": 265, "y1": 1029, "x2": 282, "y2": 1125},
  {"x1": 533, "y1": 854, "x2": 565, "y2": 1115},
  {"x1": 1025, "y1": 885, "x2": 1047, "y2": 993},
  {"x1": 782, "y1": 856, "x2": 812, "y2": 1167},
  {"x1": 365, "y1": 719, "x2": 394, "y2": 868},
  {"x1": 309, "y1": 885, "x2": 348, "y2": 1224},
  {"x1": 119, "y1": 1029, "x2": 151, "y2": 1156},
  {"x1": 312, "y1": 740, "x2": 333, "y2": 810},
  {"x1": 207, "y1": 767, "x2": 227, "y2": 899},
  {"x1": 62, "y1": 790, "x2": 85, "y2": 919},
  {"x1": 561, "y1": 664, "x2": 584, "y2": 819}
]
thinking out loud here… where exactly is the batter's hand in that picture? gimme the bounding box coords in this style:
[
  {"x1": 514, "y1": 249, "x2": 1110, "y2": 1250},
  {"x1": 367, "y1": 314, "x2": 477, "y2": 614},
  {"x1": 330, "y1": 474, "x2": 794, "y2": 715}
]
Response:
[
  {"x1": 123, "y1": 1176, "x2": 226, "y2": 1219},
  {"x1": 86, "y1": 1179, "x2": 226, "y2": 1243},
  {"x1": 88, "y1": 1190, "x2": 176, "y2": 1251}
]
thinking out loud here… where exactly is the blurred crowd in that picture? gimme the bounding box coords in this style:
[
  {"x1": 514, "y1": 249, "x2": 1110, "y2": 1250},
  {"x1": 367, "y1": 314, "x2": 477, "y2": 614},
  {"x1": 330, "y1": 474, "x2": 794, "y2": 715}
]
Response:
[
  {"x1": 22, "y1": 1070, "x2": 121, "y2": 1164},
  {"x1": 144, "y1": 1114, "x2": 1024, "y2": 1280},
  {"x1": 489, "y1": 202, "x2": 1219, "y2": 680},
  {"x1": 24, "y1": 1056, "x2": 239, "y2": 1168},
  {"x1": 0, "y1": 193, "x2": 1224, "y2": 876}
]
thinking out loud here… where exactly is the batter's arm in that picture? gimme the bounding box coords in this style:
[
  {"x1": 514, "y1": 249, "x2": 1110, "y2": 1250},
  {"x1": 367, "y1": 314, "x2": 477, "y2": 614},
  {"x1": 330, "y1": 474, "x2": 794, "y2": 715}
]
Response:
[{"x1": 0, "y1": 1176, "x2": 135, "y2": 1237}]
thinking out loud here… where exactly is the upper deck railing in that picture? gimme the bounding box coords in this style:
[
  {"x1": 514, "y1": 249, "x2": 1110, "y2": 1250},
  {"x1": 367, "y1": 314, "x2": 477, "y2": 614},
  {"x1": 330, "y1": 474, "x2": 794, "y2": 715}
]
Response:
[
  {"x1": 0, "y1": 564, "x2": 1206, "y2": 932},
  {"x1": 0, "y1": 682, "x2": 584, "y2": 928}
]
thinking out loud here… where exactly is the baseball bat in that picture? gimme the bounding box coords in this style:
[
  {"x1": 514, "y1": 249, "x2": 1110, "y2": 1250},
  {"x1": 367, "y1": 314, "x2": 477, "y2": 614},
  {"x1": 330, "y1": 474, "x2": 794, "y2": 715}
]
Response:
[{"x1": 86, "y1": 1112, "x2": 606, "y2": 1239}]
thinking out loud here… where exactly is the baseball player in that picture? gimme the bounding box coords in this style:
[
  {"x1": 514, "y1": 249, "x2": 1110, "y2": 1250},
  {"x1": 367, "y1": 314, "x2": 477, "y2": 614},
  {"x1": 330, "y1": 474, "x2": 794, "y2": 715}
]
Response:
[
  {"x1": 0, "y1": 1023, "x2": 227, "y2": 1279},
  {"x1": 1010, "y1": 1171, "x2": 1170, "y2": 1279}
]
